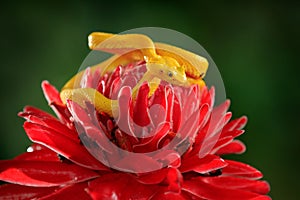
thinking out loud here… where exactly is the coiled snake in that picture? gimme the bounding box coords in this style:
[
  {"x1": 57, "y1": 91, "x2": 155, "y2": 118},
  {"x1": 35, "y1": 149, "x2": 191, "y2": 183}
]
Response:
[{"x1": 60, "y1": 32, "x2": 209, "y2": 117}]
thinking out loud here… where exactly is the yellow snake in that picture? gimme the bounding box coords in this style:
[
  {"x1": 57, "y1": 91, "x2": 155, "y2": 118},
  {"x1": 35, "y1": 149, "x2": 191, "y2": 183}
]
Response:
[{"x1": 60, "y1": 32, "x2": 209, "y2": 117}]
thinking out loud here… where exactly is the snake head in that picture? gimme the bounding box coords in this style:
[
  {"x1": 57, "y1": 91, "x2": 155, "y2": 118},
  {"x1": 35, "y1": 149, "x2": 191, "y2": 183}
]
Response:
[{"x1": 146, "y1": 56, "x2": 187, "y2": 85}]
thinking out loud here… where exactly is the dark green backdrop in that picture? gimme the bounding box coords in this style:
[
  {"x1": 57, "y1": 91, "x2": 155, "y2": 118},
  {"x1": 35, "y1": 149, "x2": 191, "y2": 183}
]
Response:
[{"x1": 1, "y1": 1, "x2": 299, "y2": 199}]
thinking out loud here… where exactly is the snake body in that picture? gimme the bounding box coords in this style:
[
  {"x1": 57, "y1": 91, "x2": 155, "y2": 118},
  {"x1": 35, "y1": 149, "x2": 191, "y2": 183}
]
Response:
[{"x1": 60, "y1": 32, "x2": 209, "y2": 117}]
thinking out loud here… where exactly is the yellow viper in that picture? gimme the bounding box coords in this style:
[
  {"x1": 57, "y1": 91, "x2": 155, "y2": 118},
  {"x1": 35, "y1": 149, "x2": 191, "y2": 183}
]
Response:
[{"x1": 60, "y1": 32, "x2": 209, "y2": 117}]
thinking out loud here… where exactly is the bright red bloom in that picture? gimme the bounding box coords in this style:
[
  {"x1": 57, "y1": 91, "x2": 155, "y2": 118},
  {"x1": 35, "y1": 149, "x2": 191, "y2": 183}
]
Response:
[{"x1": 0, "y1": 63, "x2": 270, "y2": 199}]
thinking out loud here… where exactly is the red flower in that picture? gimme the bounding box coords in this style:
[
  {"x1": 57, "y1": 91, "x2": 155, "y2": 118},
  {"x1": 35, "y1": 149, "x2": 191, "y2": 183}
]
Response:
[{"x1": 0, "y1": 62, "x2": 270, "y2": 199}]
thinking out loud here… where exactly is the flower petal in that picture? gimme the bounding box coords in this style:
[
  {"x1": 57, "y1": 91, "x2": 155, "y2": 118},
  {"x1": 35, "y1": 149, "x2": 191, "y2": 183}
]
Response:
[
  {"x1": 19, "y1": 106, "x2": 78, "y2": 142},
  {"x1": 14, "y1": 144, "x2": 60, "y2": 162},
  {"x1": 171, "y1": 91, "x2": 182, "y2": 132},
  {"x1": 111, "y1": 153, "x2": 162, "y2": 173},
  {"x1": 49, "y1": 102, "x2": 74, "y2": 128},
  {"x1": 150, "y1": 191, "x2": 188, "y2": 200},
  {"x1": 182, "y1": 179, "x2": 269, "y2": 200},
  {"x1": 0, "y1": 184, "x2": 56, "y2": 200},
  {"x1": 208, "y1": 110, "x2": 232, "y2": 140},
  {"x1": 215, "y1": 140, "x2": 246, "y2": 155},
  {"x1": 133, "y1": 122, "x2": 171, "y2": 153},
  {"x1": 87, "y1": 173, "x2": 158, "y2": 199},
  {"x1": 165, "y1": 167, "x2": 183, "y2": 193},
  {"x1": 223, "y1": 116, "x2": 248, "y2": 132},
  {"x1": 200, "y1": 86, "x2": 215, "y2": 110},
  {"x1": 150, "y1": 85, "x2": 167, "y2": 110},
  {"x1": 115, "y1": 86, "x2": 135, "y2": 137},
  {"x1": 0, "y1": 160, "x2": 99, "y2": 187},
  {"x1": 250, "y1": 196, "x2": 272, "y2": 200},
  {"x1": 23, "y1": 122, "x2": 109, "y2": 171},
  {"x1": 198, "y1": 103, "x2": 210, "y2": 129},
  {"x1": 222, "y1": 160, "x2": 263, "y2": 179},
  {"x1": 19, "y1": 106, "x2": 56, "y2": 122},
  {"x1": 41, "y1": 81, "x2": 73, "y2": 125},
  {"x1": 136, "y1": 168, "x2": 169, "y2": 184},
  {"x1": 180, "y1": 154, "x2": 227, "y2": 173},
  {"x1": 200, "y1": 176, "x2": 270, "y2": 195},
  {"x1": 80, "y1": 67, "x2": 95, "y2": 89},
  {"x1": 67, "y1": 100, "x2": 115, "y2": 154},
  {"x1": 197, "y1": 111, "x2": 232, "y2": 158},
  {"x1": 42, "y1": 81, "x2": 63, "y2": 105},
  {"x1": 176, "y1": 109, "x2": 200, "y2": 142},
  {"x1": 176, "y1": 85, "x2": 201, "y2": 127},
  {"x1": 209, "y1": 136, "x2": 234, "y2": 153},
  {"x1": 220, "y1": 129, "x2": 245, "y2": 140},
  {"x1": 39, "y1": 182, "x2": 92, "y2": 200},
  {"x1": 133, "y1": 83, "x2": 151, "y2": 126}
]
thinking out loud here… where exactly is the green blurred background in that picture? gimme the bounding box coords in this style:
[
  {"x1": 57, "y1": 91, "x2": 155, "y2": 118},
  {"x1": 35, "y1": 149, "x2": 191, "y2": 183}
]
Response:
[{"x1": 0, "y1": 1, "x2": 299, "y2": 199}]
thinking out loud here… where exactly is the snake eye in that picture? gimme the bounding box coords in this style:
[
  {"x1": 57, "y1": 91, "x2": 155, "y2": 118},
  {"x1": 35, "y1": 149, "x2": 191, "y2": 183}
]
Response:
[
  {"x1": 160, "y1": 69, "x2": 163, "y2": 73},
  {"x1": 168, "y1": 72, "x2": 173, "y2": 77}
]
